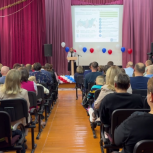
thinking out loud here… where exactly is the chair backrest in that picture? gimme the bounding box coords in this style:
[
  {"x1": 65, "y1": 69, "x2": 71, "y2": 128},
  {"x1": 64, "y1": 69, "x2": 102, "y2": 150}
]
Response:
[
  {"x1": 0, "y1": 98, "x2": 28, "y2": 123},
  {"x1": 111, "y1": 109, "x2": 150, "y2": 144},
  {"x1": 0, "y1": 111, "x2": 12, "y2": 145},
  {"x1": 77, "y1": 75, "x2": 84, "y2": 85},
  {"x1": 132, "y1": 89, "x2": 147, "y2": 101},
  {"x1": 28, "y1": 91, "x2": 37, "y2": 107},
  {"x1": 94, "y1": 89, "x2": 101, "y2": 100},
  {"x1": 37, "y1": 85, "x2": 44, "y2": 100},
  {"x1": 144, "y1": 97, "x2": 150, "y2": 109},
  {"x1": 133, "y1": 140, "x2": 153, "y2": 153}
]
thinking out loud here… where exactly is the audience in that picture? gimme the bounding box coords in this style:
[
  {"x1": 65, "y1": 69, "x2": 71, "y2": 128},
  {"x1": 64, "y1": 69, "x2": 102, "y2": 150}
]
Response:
[
  {"x1": 0, "y1": 69, "x2": 30, "y2": 134},
  {"x1": 41, "y1": 66, "x2": 52, "y2": 80},
  {"x1": 130, "y1": 63, "x2": 149, "y2": 89},
  {"x1": 145, "y1": 65, "x2": 153, "y2": 78},
  {"x1": 0, "y1": 66, "x2": 9, "y2": 84},
  {"x1": 84, "y1": 63, "x2": 92, "y2": 77},
  {"x1": 30, "y1": 62, "x2": 52, "y2": 86},
  {"x1": 124, "y1": 61, "x2": 134, "y2": 77},
  {"x1": 144, "y1": 60, "x2": 152, "y2": 76},
  {"x1": 26, "y1": 64, "x2": 33, "y2": 75},
  {"x1": 19, "y1": 67, "x2": 37, "y2": 95},
  {"x1": 84, "y1": 62, "x2": 102, "y2": 89},
  {"x1": 99, "y1": 73, "x2": 143, "y2": 126},
  {"x1": 74, "y1": 66, "x2": 84, "y2": 82},
  {"x1": 13, "y1": 63, "x2": 21, "y2": 69},
  {"x1": 114, "y1": 77, "x2": 153, "y2": 153},
  {"x1": 87, "y1": 76, "x2": 105, "y2": 100},
  {"x1": 107, "y1": 61, "x2": 114, "y2": 66},
  {"x1": 28, "y1": 76, "x2": 49, "y2": 94}
]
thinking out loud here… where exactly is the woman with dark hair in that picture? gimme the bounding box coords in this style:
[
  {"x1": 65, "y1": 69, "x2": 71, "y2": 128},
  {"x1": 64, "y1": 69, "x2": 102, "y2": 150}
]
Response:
[{"x1": 19, "y1": 67, "x2": 37, "y2": 94}]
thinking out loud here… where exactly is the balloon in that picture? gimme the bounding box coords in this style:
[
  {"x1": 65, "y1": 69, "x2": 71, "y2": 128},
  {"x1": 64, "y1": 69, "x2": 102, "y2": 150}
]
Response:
[
  {"x1": 102, "y1": 48, "x2": 106, "y2": 53},
  {"x1": 121, "y1": 47, "x2": 126, "y2": 53},
  {"x1": 78, "y1": 45, "x2": 83, "y2": 50},
  {"x1": 128, "y1": 49, "x2": 133, "y2": 54},
  {"x1": 74, "y1": 49, "x2": 76, "y2": 52},
  {"x1": 83, "y1": 47, "x2": 87, "y2": 53},
  {"x1": 108, "y1": 49, "x2": 112, "y2": 55},
  {"x1": 96, "y1": 46, "x2": 101, "y2": 52},
  {"x1": 65, "y1": 47, "x2": 69, "y2": 52},
  {"x1": 61, "y1": 42, "x2": 66, "y2": 48},
  {"x1": 116, "y1": 44, "x2": 121, "y2": 49},
  {"x1": 90, "y1": 48, "x2": 94, "y2": 53}
]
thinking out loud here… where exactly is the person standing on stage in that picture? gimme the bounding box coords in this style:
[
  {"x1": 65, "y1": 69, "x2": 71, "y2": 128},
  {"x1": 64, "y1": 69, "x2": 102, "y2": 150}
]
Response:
[{"x1": 67, "y1": 47, "x2": 77, "y2": 73}]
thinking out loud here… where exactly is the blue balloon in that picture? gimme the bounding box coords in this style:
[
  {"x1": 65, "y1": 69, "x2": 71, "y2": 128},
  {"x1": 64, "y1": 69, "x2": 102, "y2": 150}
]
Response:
[
  {"x1": 121, "y1": 47, "x2": 125, "y2": 52},
  {"x1": 102, "y1": 48, "x2": 106, "y2": 53},
  {"x1": 83, "y1": 47, "x2": 87, "y2": 53},
  {"x1": 65, "y1": 47, "x2": 69, "y2": 52}
]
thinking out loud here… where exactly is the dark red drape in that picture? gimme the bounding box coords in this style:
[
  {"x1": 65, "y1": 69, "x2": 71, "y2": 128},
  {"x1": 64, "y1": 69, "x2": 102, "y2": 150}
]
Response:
[
  {"x1": 122, "y1": 0, "x2": 153, "y2": 67},
  {"x1": 0, "y1": 0, "x2": 46, "y2": 67}
]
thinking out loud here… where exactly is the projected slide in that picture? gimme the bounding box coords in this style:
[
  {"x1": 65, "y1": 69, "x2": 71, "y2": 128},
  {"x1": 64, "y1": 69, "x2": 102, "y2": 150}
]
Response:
[{"x1": 75, "y1": 8, "x2": 119, "y2": 42}]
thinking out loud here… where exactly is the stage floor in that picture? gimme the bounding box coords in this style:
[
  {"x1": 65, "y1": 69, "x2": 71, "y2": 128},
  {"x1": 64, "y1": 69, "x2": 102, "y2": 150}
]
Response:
[{"x1": 59, "y1": 83, "x2": 76, "y2": 88}]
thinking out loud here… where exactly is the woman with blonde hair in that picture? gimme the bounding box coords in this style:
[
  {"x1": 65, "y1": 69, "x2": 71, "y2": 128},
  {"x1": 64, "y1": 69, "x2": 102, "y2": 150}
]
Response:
[
  {"x1": 0, "y1": 69, "x2": 30, "y2": 127},
  {"x1": 74, "y1": 66, "x2": 84, "y2": 82}
]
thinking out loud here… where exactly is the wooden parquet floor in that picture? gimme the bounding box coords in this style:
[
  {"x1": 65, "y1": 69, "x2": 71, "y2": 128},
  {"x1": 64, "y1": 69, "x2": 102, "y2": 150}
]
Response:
[{"x1": 10, "y1": 90, "x2": 101, "y2": 153}]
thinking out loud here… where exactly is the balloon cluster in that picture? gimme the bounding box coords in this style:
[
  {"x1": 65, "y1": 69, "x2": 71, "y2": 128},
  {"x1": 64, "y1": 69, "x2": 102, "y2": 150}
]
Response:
[
  {"x1": 61, "y1": 42, "x2": 77, "y2": 53},
  {"x1": 58, "y1": 76, "x2": 69, "y2": 83},
  {"x1": 58, "y1": 75, "x2": 75, "y2": 84},
  {"x1": 65, "y1": 75, "x2": 75, "y2": 83}
]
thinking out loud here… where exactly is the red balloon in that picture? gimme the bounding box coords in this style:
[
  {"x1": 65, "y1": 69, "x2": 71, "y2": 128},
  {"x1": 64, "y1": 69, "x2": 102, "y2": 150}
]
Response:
[
  {"x1": 108, "y1": 49, "x2": 112, "y2": 55},
  {"x1": 74, "y1": 49, "x2": 76, "y2": 52},
  {"x1": 128, "y1": 49, "x2": 132, "y2": 54},
  {"x1": 90, "y1": 48, "x2": 94, "y2": 53}
]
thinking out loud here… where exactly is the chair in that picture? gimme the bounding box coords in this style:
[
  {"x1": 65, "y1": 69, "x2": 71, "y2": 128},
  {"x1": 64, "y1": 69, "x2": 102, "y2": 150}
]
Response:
[
  {"x1": 144, "y1": 97, "x2": 150, "y2": 109},
  {"x1": 133, "y1": 140, "x2": 153, "y2": 153},
  {"x1": 0, "y1": 111, "x2": 25, "y2": 153},
  {"x1": 90, "y1": 89, "x2": 101, "y2": 138},
  {"x1": 0, "y1": 99, "x2": 37, "y2": 153},
  {"x1": 100, "y1": 109, "x2": 150, "y2": 153},
  {"x1": 28, "y1": 91, "x2": 43, "y2": 140},
  {"x1": 76, "y1": 75, "x2": 84, "y2": 100},
  {"x1": 132, "y1": 89, "x2": 147, "y2": 101}
]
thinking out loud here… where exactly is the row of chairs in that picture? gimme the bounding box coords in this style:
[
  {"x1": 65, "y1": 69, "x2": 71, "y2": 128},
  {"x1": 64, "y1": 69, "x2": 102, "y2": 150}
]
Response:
[{"x1": 0, "y1": 83, "x2": 58, "y2": 153}]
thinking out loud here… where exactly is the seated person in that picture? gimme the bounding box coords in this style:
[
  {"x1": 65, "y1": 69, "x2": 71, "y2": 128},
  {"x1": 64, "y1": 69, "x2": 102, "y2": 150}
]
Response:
[
  {"x1": 124, "y1": 61, "x2": 134, "y2": 77},
  {"x1": 107, "y1": 61, "x2": 114, "y2": 66},
  {"x1": 114, "y1": 77, "x2": 153, "y2": 153},
  {"x1": 84, "y1": 62, "x2": 102, "y2": 90},
  {"x1": 87, "y1": 76, "x2": 105, "y2": 100},
  {"x1": 74, "y1": 66, "x2": 84, "y2": 85},
  {"x1": 26, "y1": 64, "x2": 33, "y2": 76},
  {"x1": 41, "y1": 65, "x2": 52, "y2": 80},
  {"x1": 0, "y1": 69, "x2": 30, "y2": 134},
  {"x1": 130, "y1": 63, "x2": 149, "y2": 89},
  {"x1": 45, "y1": 63, "x2": 58, "y2": 83},
  {"x1": 0, "y1": 66, "x2": 9, "y2": 84},
  {"x1": 144, "y1": 60, "x2": 152, "y2": 76},
  {"x1": 84, "y1": 63, "x2": 92, "y2": 78},
  {"x1": 28, "y1": 76, "x2": 49, "y2": 95},
  {"x1": 13, "y1": 63, "x2": 21, "y2": 69},
  {"x1": 98, "y1": 65, "x2": 104, "y2": 75},
  {"x1": 30, "y1": 62, "x2": 52, "y2": 87},
  {"x1": 88, "y1": 66, "x2": 121, "y2": 122},
  {"x1": 19, "y1": 67, "x2": 37, "y2": 95},
  {"x1": 99, "y1": 73, "x2": 143, "y2": 126},
  {"x1": 145, "y1": 65, "x2": 153, "y2": 78}
]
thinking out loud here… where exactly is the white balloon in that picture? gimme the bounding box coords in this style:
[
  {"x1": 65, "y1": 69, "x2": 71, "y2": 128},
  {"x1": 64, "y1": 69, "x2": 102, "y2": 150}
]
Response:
[
  {"x1": 96, "y1": 46, "x2": 101, "y2": 52},
  {"x1": 61, "y1": 42, "x2": 66, "y2": 48},
  {"x1": 116, "y1": 44, "x2": 121, "y2": 49},
  {"x1": 78, "y1": 45, "x2": 83, "y2": 50}
]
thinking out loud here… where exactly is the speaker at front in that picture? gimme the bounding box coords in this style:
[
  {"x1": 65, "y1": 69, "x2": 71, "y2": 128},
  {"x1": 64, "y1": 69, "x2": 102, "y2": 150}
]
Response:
[{"x1": 44, "y1": 44, "x2": 52, "y2": 57}]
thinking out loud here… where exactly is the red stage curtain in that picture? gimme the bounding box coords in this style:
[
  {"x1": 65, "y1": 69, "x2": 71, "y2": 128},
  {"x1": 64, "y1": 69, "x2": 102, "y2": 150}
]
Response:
[
  {"x1": 45, "y1": 0, "x2": 73, "y2": 75},
  {"x1": 122, "y1": 0, "x2": 153, "y2": 67},
  {"x1": 0, "y1": 0, "x2": 46, "y2": 67}
]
